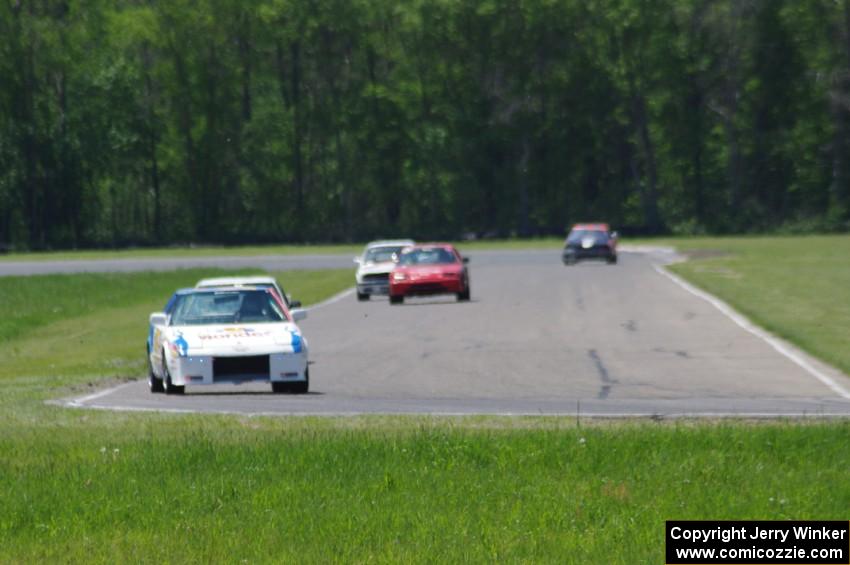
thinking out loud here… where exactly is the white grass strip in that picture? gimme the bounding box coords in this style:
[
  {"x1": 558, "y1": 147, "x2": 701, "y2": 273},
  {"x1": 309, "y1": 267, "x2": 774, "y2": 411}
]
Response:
[{"x1": 654, "y1": 264, "x2": 850, "y2": 401}]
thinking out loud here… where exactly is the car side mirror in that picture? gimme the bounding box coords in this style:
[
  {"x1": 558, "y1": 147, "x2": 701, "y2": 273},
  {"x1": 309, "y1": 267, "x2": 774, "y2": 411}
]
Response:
[
  {"x1": 291, "y1": 308, "x2": 308, "y2": 322},
  {"x1": 289, "y1": 299, "x2": 302, "y2": 308},
  {"x1": 353, "y1": 257, "x2": 361, "y2": 264},
  {"x1": 149, "y1": 312, "x2": 167, "y2": 327},
  {"x1": 462, "y1": 257, "x2": 469, "y2": 264},
  {"x1": 610, "y1": 231, "x2": 619, "y2": 239}
]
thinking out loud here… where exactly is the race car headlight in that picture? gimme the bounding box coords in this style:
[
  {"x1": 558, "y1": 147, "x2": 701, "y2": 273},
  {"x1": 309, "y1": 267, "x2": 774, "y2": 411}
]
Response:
[{"x1": 392, "y1": 272, "x2": 407, "y2": 281}]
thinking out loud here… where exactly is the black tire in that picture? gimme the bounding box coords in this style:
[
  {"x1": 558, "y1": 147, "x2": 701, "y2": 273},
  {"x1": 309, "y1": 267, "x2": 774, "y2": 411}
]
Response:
[
  {"x1": 389, "y1": 295, "x2": 403, "y2": 305},
  {"x1": 162, "y1": 353, "x2": 185, "y2": 395},
  {"x1": 457, "y1": 284, "x2": 471, "y2": 302},
  {"x1": 357, "y1": 292, "x2": 370, "y2": 301},
  {"x1": 291, "y1": 368, "x2": 309, "y2": 394},
  {"x1": 165, "y1": 375, "x2": 185, "y2": 395},
  {"x1": 607, "y1": 254, "x2": 618, "y2": 264},
  {"x1": 148, "y1": 350, "x2": 164, "y2": 393},
  {"x1": 272, "y1": 368, "x2": 309, "y2": 394},
  {"x1": 563, "y1": 255, "x2": 576, "y2": 265}
]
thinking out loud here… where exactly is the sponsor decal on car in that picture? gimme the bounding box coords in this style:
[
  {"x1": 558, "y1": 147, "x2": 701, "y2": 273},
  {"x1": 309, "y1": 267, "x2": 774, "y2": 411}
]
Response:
[
  {"x1": 197, "y1": 327, "x2": 273, "y2": 340},
  {"x1": 173, "y1": 332, "x2": 189, "y2": 357}
]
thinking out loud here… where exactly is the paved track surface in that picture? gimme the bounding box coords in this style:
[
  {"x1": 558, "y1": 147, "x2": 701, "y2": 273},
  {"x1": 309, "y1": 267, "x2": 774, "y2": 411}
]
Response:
[{"x1": 61, "y1": 249, "x2": 850, "y2": 416}]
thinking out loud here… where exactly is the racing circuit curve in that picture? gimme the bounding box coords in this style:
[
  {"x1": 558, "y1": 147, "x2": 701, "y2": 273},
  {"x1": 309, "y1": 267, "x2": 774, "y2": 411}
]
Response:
[{"x1": 49, "y1": 248, "x2": 850, "y2": 417}]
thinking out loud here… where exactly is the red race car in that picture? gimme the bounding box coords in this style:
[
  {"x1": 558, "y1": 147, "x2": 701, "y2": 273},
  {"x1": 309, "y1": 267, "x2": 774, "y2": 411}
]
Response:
[{"x1": 389, "y1": 244, "x2": 470, "y2": 305}]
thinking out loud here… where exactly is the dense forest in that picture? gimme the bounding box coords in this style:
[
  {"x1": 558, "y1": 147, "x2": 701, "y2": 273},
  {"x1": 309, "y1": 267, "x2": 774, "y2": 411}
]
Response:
[{"x1": 2, "y1": 0, "x2": 850, "y2": 248}]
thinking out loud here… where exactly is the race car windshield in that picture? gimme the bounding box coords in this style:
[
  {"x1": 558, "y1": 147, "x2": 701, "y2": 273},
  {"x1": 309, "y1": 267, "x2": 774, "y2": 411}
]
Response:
[
  {"x1": 399, "y1": 248, "x2": 457, "y2": 265},
  {"x1": 567, "y1": 230, "x2": 609, "y2": 244},
  {"x1": 170, "y1": 290, "x2": 286, "y2": 325},
  {"x1": 364, "y1": 246, "x2": 404, "y2": 263}
]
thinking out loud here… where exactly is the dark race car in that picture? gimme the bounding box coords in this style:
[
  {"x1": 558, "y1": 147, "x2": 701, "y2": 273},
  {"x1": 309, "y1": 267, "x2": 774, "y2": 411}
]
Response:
[{"x1": 562, "y1": 223, "x2": 618, "y2": 265}]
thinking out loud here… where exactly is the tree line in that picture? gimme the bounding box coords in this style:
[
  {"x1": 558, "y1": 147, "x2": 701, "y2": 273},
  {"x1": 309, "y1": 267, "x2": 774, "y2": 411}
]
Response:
[{"x1": 2, "y1": 0, "x2": 850, "y2": 249}]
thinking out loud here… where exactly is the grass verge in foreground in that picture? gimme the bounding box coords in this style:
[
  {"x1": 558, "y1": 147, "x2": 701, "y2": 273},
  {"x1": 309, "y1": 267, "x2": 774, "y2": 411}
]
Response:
[{"x1": 1, "y1": 416, "x2": 849, "y2": 563}]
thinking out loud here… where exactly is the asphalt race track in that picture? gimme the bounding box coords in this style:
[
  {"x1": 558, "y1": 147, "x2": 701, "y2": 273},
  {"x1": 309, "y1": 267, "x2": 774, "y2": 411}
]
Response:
[{"x1": 50, "y1": 248, "x2": 850, "y2": 417}]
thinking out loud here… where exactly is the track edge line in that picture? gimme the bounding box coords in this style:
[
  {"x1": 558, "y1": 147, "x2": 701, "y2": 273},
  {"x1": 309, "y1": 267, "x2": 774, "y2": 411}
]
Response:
[{"x1": 653, "y1": 263, "x2": 850, "y2": 401}]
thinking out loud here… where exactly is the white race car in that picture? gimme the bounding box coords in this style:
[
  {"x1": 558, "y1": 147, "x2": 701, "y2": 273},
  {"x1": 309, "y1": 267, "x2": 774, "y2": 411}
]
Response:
[
  {"x1": 148, "y1": 287, "x2": 309, "y2": 394},
  {"x1": 354, "y1": 239, "x2": 415, "y2": 300},
  {"x1": 195, "y1": 275, "x2": 299, "y2": 307}
]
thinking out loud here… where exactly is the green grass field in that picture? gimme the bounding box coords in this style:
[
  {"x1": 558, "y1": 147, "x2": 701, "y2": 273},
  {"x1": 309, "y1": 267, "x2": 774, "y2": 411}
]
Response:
[
  {"x1": 1, "y1": 237, "x2": 849, "y2": 562},
  {"x1": 2, "y1": 416, "x2": 848, "y2": 563},
  {"x1": 0, "y1": 237, "x2": 564, "y2": 262}
]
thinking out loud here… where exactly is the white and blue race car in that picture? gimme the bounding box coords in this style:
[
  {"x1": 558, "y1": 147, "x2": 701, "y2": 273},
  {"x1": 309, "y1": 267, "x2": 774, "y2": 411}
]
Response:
[{"x1": 147, "y1": 287, "x2": 309, "y2": 394}]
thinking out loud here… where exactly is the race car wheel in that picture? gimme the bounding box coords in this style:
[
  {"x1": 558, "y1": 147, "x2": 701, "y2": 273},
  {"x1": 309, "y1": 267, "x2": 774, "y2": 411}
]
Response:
[
  {"x1": 357, "y1": 292, "x2": 370, "y2": 301},
  {"x1": 389, "y1": 295, "x2": 403, "y2": 305},
  {"x1": 457, "y1": 285, "x2": 471, "y2": 301},
  {"x1": 148, "y1": 351, "x2": 164, "y2": 394},
  {"x1": 165, "y1": 374, "x2": 185, "y2": 395},
  {"x1": 290, "y1": 368, "x2": 309, "y2": 394},
  {"x1": 162, "y1": 354, "x2": 185, "y2": 395},
  {"x1": 272, "y1": 368, "x2": 309, "y2": 394},
  {"x1": 563, "y1": 255, "x2": 576, "y2": 265},
  {"x1": 607, "y1": 255, "x2": 618, "y2": 264}
]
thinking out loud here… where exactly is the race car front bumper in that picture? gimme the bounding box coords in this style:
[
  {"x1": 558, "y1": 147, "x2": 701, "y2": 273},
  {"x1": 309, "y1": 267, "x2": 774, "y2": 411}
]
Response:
[
  {"x1": 390, "y1": 278, "x2": 465, "y2": 297},
  {"x1": 357, "y1": 273, "x2": 391, "y2": 296},
  {"x1": 168, "y1": 351, "x2": 308, "y2": 386},
  {"x1": 562, "y1": 245, "x2": 616, "y2": 262}
]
